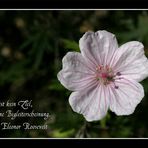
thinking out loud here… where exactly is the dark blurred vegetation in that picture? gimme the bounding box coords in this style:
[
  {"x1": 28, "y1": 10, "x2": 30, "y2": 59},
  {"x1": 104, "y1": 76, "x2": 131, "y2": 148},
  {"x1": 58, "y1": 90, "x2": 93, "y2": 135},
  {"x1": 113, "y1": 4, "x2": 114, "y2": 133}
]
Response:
[{"x1": 0, "y1": 10, "x2": 148, "y2": 138}]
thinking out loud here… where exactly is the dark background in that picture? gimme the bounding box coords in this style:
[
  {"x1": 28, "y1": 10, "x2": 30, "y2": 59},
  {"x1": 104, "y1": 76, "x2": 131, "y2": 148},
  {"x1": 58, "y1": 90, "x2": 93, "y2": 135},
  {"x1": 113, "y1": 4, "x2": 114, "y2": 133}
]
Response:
[{"x1": 0, "y1": 10, "x2": 148, "y2": 138}]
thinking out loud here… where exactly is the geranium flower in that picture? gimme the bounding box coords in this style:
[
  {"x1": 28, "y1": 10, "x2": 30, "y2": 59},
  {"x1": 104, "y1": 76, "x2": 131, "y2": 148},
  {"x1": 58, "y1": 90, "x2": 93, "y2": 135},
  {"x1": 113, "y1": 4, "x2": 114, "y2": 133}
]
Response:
[{"x1": 57, "y1": 30, "x2": 148, "y2": 122}]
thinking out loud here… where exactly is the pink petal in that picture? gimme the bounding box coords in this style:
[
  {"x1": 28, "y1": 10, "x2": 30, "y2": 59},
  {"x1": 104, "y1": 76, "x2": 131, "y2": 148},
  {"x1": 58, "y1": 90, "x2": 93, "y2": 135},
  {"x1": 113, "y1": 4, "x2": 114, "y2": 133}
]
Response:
[
  {"x1": 109, "y1": 78, "x2": 144, "y2": 115},
  {"x1": 69, "y1": 84, "x2": 110, "y2": 121},
  {"x1": 112, "y1": 41, "x2": 148, "y2": 82},
  {"x1": 57, "y1": 52, "x2": 96, "y2": 91},
  {"x1": 79, "y1": 30, "x2": 118, "y2": 66}
]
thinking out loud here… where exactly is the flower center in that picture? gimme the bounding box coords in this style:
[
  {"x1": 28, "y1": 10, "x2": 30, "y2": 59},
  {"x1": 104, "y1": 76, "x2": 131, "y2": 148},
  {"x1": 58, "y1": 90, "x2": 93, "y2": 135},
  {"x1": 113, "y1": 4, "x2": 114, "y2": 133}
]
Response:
[{"x1": 96, "y1": 65, "x2": 121, "y2": 89}]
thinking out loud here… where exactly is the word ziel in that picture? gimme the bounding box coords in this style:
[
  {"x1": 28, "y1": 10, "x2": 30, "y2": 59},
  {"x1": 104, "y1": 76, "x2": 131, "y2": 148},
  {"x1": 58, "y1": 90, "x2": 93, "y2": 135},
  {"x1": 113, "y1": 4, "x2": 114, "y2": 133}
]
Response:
[{"x1": 18, "y1": 100, "x2": 32, "y2": 110}]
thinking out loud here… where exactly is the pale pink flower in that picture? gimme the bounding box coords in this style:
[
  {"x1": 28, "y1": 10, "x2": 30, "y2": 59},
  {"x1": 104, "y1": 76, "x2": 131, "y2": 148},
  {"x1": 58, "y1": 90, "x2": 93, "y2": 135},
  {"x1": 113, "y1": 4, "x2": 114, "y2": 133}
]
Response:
[{"x1": 57, "y1": 30, "x2": 148, "y2": 122}]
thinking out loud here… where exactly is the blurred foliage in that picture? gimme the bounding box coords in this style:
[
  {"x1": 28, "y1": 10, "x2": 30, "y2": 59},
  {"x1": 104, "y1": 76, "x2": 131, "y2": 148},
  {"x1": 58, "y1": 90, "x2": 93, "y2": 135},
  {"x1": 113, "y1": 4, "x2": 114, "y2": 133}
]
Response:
[{"x1": 0, "y1": 10, "x2": 148, "y2": 138}]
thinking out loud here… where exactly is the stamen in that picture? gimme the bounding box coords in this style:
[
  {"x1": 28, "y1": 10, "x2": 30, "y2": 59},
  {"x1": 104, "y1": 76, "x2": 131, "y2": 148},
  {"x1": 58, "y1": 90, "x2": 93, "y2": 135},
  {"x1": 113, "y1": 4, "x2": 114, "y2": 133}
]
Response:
[
  {"x1": 115, "y1": 86, "x2": 119, "y2": 89},
  {"x1": 95, "y1": 65, "x2": 120, "y2": 88},
  {"x1": 114, "y1": 77, "x2": 124, "y2": 80},
  {"x1": 116, "y1": 72, "x2": 121, "y2": 76},
  {"x1": 112, "y1": 81, "x2": 119, "y2": 89}
]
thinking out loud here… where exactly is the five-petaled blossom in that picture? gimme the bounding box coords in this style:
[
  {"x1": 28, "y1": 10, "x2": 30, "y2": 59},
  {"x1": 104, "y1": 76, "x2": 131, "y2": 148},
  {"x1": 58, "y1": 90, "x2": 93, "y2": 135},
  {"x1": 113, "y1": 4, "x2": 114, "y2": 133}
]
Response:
[{"x1": 57, "y1": 30, "x2": 148, "y2": 122}]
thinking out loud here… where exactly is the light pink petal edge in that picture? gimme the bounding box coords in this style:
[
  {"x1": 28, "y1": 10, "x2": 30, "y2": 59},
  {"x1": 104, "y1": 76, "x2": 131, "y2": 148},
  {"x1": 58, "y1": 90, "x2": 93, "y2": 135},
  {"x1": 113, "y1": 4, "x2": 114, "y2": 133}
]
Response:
[
  {"x1": 69, "y1": 84, "x2": 110, "y2": 121},
  {"x1": 109, "y1": 78, "x2": 144, "y2": 115},
  {"x1": 79, "y1": 30, "x2": 118, "y2": 67},
  {"x1": 57, "y1": 52, "x2": 95, "y2": 91},
  {"x1": 112, "y1": 41, "x2": 148, "y2": 82}
]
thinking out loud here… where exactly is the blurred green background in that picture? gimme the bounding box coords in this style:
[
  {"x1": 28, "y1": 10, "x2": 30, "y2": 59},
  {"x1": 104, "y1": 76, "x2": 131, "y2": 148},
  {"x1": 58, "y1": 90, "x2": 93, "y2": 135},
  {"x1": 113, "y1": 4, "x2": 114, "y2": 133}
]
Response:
[{"x1": 0, "y1": 10, "x2": 148, "y2": 138}]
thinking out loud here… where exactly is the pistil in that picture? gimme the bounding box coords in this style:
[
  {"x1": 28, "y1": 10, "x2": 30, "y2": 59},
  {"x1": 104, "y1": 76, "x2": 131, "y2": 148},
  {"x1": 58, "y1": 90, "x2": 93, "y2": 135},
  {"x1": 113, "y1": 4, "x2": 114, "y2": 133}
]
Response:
[{"x1": 96, "y1": 65, "x2": 122, "y2": 89}]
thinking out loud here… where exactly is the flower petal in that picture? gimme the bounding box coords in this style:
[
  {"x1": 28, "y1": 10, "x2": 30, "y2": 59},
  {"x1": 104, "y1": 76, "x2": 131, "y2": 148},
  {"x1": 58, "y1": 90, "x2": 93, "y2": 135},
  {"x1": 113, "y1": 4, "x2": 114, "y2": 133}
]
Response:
[
  {"x1": 57, "y1": 52, "x2": 95, "y2": 91},
  {"x1": 109, "y1": 78, "x2": 144, "y2": 115},
  {"x1": 112, "y1": 41, "x2": 148, "y2": 82},
  {"x1": 69, "y1": 84, "x2": 110, "y2": 121},
  {"x1": 79, "y1": 30, "x2": 118, "y2": 66}
]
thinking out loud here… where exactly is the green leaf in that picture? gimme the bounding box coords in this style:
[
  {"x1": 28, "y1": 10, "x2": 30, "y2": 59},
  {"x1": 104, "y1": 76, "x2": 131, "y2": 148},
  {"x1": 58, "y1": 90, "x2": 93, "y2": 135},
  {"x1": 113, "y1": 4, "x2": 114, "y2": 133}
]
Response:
[
  {"x1": 51, "y1": 129, "x2": 75, "y2": 138},
  {"x1": 62, "y1": 39, "x2": 79, "y2": 51}
]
